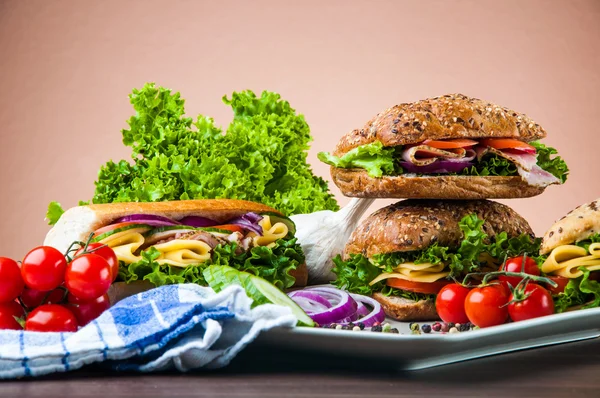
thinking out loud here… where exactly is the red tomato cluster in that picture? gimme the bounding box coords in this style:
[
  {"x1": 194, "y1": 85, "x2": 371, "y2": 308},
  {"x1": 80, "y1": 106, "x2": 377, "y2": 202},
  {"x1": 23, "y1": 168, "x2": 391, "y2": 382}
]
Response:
[
  {"x1": 0, "y1": 243, "x2": 117, "y2": 332},
  {"x1": 436, "y1": 256, "x2": 556, "y2": 328}
]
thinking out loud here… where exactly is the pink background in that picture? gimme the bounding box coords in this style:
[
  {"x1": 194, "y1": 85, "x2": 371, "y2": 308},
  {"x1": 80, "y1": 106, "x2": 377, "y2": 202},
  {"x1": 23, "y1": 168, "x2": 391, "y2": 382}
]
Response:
[{"x1": 1, "y1": 0, "x2": 599, "y2": 259}]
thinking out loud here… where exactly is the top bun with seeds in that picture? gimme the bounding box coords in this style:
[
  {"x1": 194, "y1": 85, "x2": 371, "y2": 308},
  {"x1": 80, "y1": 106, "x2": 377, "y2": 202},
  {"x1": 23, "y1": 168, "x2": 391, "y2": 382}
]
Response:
[{"x1": 319, "y1": 94, "x2": 567, "y2": 199}]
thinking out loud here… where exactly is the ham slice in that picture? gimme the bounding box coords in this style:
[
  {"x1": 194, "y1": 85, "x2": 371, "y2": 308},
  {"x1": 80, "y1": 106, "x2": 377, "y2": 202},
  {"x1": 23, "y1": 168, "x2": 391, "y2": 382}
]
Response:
[
  {"x1": 401, "y1": 145, "x2": 465, "y2": 166},
  {"x1": 487, "y1": 147, "x2": 537, "y2": 172},
  {"x1": 517, "y1": 164, "x2": 560, "y2": 187}
]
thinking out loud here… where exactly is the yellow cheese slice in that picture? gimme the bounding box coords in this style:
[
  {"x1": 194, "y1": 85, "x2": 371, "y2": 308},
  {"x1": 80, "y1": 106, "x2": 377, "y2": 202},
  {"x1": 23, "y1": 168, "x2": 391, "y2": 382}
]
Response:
[
  {"x1": 153, "y1": 239, "x2": 211, "y2": 268},
  {"x1": 102, "y1": 232, "x2": 145, "y2": 264}
]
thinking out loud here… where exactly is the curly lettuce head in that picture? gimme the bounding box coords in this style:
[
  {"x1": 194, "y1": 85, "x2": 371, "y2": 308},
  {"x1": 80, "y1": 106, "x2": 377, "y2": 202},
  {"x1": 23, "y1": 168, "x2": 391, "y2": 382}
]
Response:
[{"x1": 90, "y1": 83, "x2": 339, "y2": 216}]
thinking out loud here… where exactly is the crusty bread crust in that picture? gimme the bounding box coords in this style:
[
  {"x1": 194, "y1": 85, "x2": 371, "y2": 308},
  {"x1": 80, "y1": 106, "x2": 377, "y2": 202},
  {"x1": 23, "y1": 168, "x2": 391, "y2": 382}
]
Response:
[
  {"x1": 331, "y1": 168, "x2": 545, "y2": 200},
  {"x1": 541, "y1": 198, "x2": 600, "y2": 254},
  {"x1": 333, "y1": 94, "x2": 546, "y2": 156},
  {"x1": 344, "y1": 199, "x2": 533, "y2": 258},
  {"x1": 372, "y1": 293, "x2": 439, "y2": 321}
]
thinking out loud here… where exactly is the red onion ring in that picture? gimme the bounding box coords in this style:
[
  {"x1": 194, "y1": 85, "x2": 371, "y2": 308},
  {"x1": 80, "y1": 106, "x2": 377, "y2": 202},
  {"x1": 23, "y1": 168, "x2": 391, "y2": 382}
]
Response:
[{"x1": 113, "y1": 214, "x2": 180, "y2": 227}]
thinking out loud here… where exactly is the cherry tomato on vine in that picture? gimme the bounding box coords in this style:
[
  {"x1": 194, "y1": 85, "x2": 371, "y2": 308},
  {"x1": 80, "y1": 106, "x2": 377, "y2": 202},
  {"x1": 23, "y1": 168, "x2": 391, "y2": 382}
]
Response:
[
  {"x1": 21, "y1": 246, "x2": 67, "y2": 291},
  {"x1": 75, "y1": 243, "x2": 118, "y2": 282},
  {"x1": 0, "y1": 301, "x2": 25, "y2": 330},
  {"x1": 508, "y1": 283, "x2": 554, "y2": 322},
  {"x1": 67, "y1": 293, "x2": 110, "y2": 326},
  {"x1": 0, "y1": 257, "x2": 24, "y2": 303},
  {"x1": 25, "y1": 304, "x2": 78, "y2": 332},
  {"x1": 465, "y1": 283, "x2": 510, "y2": 328},
  {"x1": 435, "y1": 283, "x2": 471, "y2": 324},
  {"x1": 498, "y1": 255, "x2": 540, "y2": 288},
  {"x1": 20, "y1": 287, "x2": 65, "y2": 308},
  {"x1": 65, "y1": 254, "x2": 112, "y2": 301}
]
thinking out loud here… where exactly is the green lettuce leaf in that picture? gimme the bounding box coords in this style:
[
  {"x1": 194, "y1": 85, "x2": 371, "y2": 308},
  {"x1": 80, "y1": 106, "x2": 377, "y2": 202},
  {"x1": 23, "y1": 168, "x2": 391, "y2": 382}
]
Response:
[
  {"x1": 380, "y1": 286, "x2": 435, "y2": 302},
  {"x1": 88, "y1": 83, "x2": 338, "y2": 216},
  {"x1": 575, "y1": 233, "x2": 600, "y2": 252},
  {"x1": 46, "y1": 202, "x2": 65, "y2": 226},
  {"x1": 462, "y1": 153, "x2": 518, "y2": 177},
  {"x1": 530, "y1": 141, "x2": 569, "y2": 183},
  {"x1": 317, "y1": 141, "x2": 397, "y2": 178},
  {"x1": 331, "y1": 253, "x2": 384, "y2": 296},
  {"x1": 118, "y1": 238, "x2": 303, "y2": 290},
  {"x1": 554, "y1": 267, "x2": 600, "y2": 312}
]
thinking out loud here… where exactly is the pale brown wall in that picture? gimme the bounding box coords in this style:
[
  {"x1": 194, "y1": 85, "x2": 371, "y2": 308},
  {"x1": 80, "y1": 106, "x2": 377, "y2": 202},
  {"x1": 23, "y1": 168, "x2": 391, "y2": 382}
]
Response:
[{"x1": 1, "y1": 0, "x2": 599, "y2": 259}]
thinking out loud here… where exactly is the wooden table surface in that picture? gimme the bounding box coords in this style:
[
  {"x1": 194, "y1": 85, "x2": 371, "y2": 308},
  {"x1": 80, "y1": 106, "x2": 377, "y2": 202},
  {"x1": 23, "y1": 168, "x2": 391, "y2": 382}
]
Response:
[{"x1": 3, "y1": 337, "x2": 599, "y2": 397}]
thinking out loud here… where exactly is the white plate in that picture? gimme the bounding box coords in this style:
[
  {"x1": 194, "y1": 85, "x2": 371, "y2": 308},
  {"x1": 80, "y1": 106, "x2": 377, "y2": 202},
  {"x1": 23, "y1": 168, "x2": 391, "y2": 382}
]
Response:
[{"x1": 255, "y1": 307, "x2": 600, "y2": 370}]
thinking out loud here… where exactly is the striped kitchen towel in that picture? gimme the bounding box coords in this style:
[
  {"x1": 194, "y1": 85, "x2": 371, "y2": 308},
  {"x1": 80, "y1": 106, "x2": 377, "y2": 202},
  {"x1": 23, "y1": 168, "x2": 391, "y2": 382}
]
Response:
[{"x1": 0, "y1": 284, "x2": 296, "y2": 379}]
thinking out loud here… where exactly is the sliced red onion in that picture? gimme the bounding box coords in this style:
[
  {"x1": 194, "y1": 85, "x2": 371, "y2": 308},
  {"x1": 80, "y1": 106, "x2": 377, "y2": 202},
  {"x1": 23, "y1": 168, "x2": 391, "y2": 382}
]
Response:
[
  {"x1": 400, "y1": 160, "x2": 473, "y2": 174},
  {"x1": 291, "y1": 296, "x2": 330, "y2": 314},
  {"x1": 354, "y1": 301, "x2": 370, "y2": 317},
  {"x1": 347, "y1": 293, "x2": 386, "y2": 327},
  {"x1": 288, "y1": 290, "x2": 332, "y2": 308},
  {"x1": 178, "y1": 216, "x2": 219, "y2": 228},
  {"x1": 227, "y1": 212, "x2": 264, "y2": 236},
  {"x1": 288, "y1": 287, "x2": 357, "y2": 326},
  {"x1": 113, "y1": 214, "x2": 180, "y2": 227}
]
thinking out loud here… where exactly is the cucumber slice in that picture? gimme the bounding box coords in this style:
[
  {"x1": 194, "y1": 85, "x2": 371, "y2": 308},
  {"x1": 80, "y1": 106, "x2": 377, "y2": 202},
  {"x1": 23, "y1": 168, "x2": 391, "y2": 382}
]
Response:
[
  {"x1": 92, "y1": 223, "x2": 152, "y2": 243},
  {"x1": 260, "y1": 212, "x2": 296, "y2": 235},
  {"x1": 203, "y1": 265, "x2": 314, "y2": 326},
  {"x1": 250, "y1": 275, "x2": 314, "y2": 326}
]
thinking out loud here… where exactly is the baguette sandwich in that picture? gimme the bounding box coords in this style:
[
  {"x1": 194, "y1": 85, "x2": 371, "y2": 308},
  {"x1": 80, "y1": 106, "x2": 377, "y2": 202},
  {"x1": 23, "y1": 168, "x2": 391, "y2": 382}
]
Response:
[
  {"x1": 44, "y1": 199, "x2": 307, "y2": 290},
  {"x1": 319, "y1": 94, "x2": 568, "y2": 199},
  {"x1": 332, "y1": 199, "x2": 539, "y2": 321}
]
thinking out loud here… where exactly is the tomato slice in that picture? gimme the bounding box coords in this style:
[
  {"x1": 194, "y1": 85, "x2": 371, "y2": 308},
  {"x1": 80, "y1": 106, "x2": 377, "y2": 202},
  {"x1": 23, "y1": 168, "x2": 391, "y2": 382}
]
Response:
[
  {"x1": 545, "y1": 276, "x2": 570, "y2": 295},
  {"x1": 386, "y1": 278, "x2": 451, "y2": 294},
  {"x1": 422, "y1": 139, "x2": 478, "y2": 149},
  {"x1": 211, "y1": 224, "x2": 244, "y2": 233},
  {"x1": 92, "y1": 222, "x2": 141, "y2": 238},
  {"x1": 479, "y1": 138, "x2": 536, "y2": 153}
]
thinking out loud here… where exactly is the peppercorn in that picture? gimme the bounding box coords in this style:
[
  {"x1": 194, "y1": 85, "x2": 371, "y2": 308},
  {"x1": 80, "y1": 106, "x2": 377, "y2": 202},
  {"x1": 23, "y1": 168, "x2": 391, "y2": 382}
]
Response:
[
  {"x1": 352, "y1": 326, "x2": 361, "y2": 331},
  {"x1": 440, "y1": 323, "x2": 450, "y2": 333},
  {"x1": 382, "y1": 323, "x2": 392, "y2": 333},
  {"x1": 372, "y1": 321, "x2": 381, "y2": 327},
  {"x1": 449, "y1": 327, "x2": 459, "y2": 334},
  {"x1": 421, "y1": 324, "x2": 432, "y2": 334},
  {"x1": 458, "y1": 323, "x2": 470, "y2": 332},
  {"x1": 447, "y1": 322, "x2": 455, "y2": 329},
  {"x1": 409, "y1": 322, "x2": 420, "y2": 334},
  {"x1": 342, "y1": 324, "x2": 351, "y2": 330},
  {"x1": 390, "y1": 328, "x2": 400, "y2": 334},
  {"x1": 335, "y1": 324, "x2": 343, "y2": 330},
  {"x1": 371, "y1": 325, "x2": 383, "y2": 332},
  {"x1": 432, "y1": 322, "x2": 442, "y2": 332},
  {"x1": 357, "y1": 322, "x2": 365, "y2": 330},
  {"x1": 347, "y1": 322, "x2": 355, "y2": 328}
]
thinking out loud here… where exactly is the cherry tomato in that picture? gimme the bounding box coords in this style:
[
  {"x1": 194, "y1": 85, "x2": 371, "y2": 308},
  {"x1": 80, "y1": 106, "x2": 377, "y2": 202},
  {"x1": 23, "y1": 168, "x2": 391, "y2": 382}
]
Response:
[
  {"x1": 21, "y1": 246, "x2": 67, "y2": 291},
  {"x1": 25, "y1": 304, "x2": 78, "y2": 332},
  {"x1": 498, "y1": 256, "x2": 540, "y2": 288},
  {"x1": 212, "y1": 224, "x2": 244, "y2": 234},
  {"x1": 386, "y1": 278, "x2": 451, "y2": 294},
  {"x1": 0, "y1": 301, "x2": 25, "y2": 330},
  {"x1": 67, "y1": 293, "x2": 110, "y2": 326},
  {"x1": 508, "y1": 283, "x2": 554, "y2": 322},
  {"x1": 465, "y1": 283, "x2": 510, "y2": 328},
  {"x1": 545, "y1": 276, "x2": 570, "y2": 295},
  {"x1": 0, "y1": 257, "x2": 24, "y2": 303},
  {"x1": 65, "y1": 254, "x2": 112, "y2": 300},
  {"x1": 20, "y1": 287, "x2": 64, "y2": 308},
  {"x1": 435, "y1": 284, "x2": 471, "y2": 324},
  {"x1": 75, "y1": 243, "x2": 119, "y2": 282}
]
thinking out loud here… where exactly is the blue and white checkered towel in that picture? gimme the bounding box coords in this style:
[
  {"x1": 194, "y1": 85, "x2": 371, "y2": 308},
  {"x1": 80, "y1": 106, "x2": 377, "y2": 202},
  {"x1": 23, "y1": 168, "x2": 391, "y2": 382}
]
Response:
[{"x1": 0, "y1": 284, "x2": 296, "y2": 379}]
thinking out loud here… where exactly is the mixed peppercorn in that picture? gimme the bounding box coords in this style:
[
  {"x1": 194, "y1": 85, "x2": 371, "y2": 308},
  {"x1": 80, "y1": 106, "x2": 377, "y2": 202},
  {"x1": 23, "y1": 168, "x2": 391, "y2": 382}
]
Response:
[{"x1": 317, "y1": 321, "x2": 479, "y2": 334}]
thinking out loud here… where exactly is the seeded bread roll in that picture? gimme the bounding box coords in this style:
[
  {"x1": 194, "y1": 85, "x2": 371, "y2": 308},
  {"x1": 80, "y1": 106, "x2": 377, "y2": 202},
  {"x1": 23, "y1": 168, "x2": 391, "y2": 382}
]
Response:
[
  {"x1": 331, "y1": 169, "x2": 544, "y2": 200},
  {"x1": 541, "y1": 198, "x2": 600, "y2": 254},
  {"x1": 344, "y1": 199, "x2": 533, "y2": 259},
  {"x1": 333, "y1": 93, "x2": 546, "y2": 156},
  {"x1": 372, "y1": 293, "x2": 439, "y2": 322}
]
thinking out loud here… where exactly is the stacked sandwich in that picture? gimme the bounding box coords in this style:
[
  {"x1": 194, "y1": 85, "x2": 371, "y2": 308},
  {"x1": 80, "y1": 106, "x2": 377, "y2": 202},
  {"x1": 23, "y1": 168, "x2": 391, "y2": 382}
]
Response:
[{"x1": 319, "y1": 94, "x2": 569, "y2": 320}]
